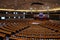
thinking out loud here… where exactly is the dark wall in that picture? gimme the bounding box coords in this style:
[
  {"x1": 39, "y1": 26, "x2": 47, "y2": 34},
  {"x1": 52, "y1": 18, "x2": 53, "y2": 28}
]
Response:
[
  {"x1": 0, "y1": 37, "x2": 3, "y2": 40},
  {"x1": 49, "y1": 12, "x2": 60, "y2": 20}
]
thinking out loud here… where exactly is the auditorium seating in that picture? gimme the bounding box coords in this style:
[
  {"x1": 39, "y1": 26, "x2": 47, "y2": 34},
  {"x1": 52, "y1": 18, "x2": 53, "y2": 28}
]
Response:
[
  {"x1": 0, "y1": 19, "x2": 60, "y2": 40},
  {"x1": 38, "y1": 20, "x2": 60, "y2": 32}
]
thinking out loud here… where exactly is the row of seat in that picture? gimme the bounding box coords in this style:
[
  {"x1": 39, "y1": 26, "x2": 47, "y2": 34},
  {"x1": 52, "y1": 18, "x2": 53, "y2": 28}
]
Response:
[
  {"x1": 14, "y1": 20, "x2": 60, "y2": 39},
  {"x1": 40, "y1": 20, "x2": 60, "y2": 33},
  {"x1": 0, "y1": 20, "x2": 60, "y2": 39},
  {"x1": 0, "y1": 20, "x2": 29, "y2": 37}
]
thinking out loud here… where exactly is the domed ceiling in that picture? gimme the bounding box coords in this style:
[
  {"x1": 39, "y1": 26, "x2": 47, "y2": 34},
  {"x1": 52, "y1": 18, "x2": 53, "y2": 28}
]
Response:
[{"x1": 0, "y1": 0, "x2": 60, "y2": 11}]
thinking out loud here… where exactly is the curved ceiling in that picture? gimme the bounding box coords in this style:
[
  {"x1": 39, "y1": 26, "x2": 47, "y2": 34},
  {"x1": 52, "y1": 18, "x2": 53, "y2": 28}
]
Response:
[{"x1": 0, "y1": 0, "x2": 60, "y2": 12}]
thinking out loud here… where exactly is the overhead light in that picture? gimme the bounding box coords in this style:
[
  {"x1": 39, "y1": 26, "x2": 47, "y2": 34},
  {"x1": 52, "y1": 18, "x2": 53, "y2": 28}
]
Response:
[
  {"x1": 16, "y1": 12, "x2": 18, "y2": 14},
  {"x1": 13, "y1": 12, "x2": 16, "y2": 14},
  {"x1": 1, "y1": 17, "x2": 5, "y2": 19},
  {"x1": 18, "y1": 16, "x2": 20, "y2": 19},
  {"x1": 14, "y1": 17, "x2": 16, "y2": 19},
  {"x1": 9, "y1": 17, "x2": 10, "y2": 18},
  {"x1": 6, "y1": 12, "x2": 8, "y2": 14},
  {"x1": 23, "y1": 12, "x2": 26, "y2": 14}
]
